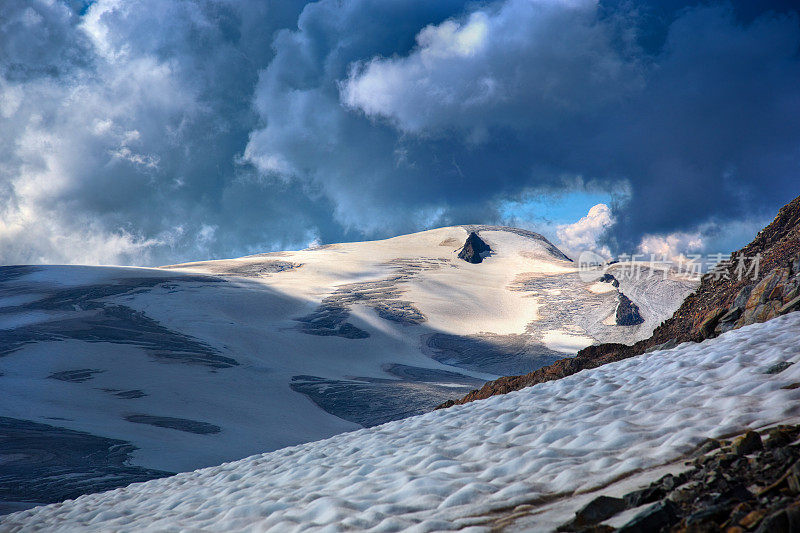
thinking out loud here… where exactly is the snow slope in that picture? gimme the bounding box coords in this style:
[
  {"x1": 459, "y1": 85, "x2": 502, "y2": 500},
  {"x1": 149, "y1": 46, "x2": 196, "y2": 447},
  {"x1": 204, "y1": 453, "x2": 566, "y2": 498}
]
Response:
[
  {"x1": 4, "y1": 311, "x2": 799, "y2": 532},
  {"x1": 0, "y1": 226, "x2": 693, "y2": 506}
]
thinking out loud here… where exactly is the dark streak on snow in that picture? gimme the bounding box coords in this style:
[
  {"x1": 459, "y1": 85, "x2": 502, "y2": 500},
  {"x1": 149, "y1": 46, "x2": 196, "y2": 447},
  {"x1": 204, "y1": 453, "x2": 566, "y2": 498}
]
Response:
[
  {"x1": 0, "y1": 268, "x2": 237, "y2": 368},
  {"x1": 290, "y1": 364, "x2": 482, "y2": 427},
  {"x1": 295, "y1": 258, "x2": 445, "y2": 339},
  {"x1": 0, "y1": 417, "x2": 172, "y2": 514}
]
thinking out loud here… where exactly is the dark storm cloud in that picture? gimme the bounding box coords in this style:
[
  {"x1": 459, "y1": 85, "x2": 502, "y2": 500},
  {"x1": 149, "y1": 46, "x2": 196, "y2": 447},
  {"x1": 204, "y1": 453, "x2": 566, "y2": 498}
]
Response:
[
  {"x1": 332, "y1": 0, "x2": 800, "y2": 250},
  {"x1": 0, "y1": 0, "x2": 798, "y2": 265}
]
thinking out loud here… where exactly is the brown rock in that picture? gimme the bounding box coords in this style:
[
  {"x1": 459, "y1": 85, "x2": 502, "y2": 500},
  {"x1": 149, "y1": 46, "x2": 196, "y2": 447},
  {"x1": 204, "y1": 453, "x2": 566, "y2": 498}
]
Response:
[
  {"x1": 740, "y1": 509, "x2": 767, "y2": 528},
  {"x1": 778, "y1": 294, "x2": 800, "y2": 315},
  {"x1": 732, "y1": 431, "x2": 763, "y2": 456}
]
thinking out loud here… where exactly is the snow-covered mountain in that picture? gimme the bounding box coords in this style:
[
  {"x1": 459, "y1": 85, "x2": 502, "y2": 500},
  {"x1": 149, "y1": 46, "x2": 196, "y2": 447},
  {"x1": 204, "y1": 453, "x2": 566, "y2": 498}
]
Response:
[
  {"x1": 4, "y1": 310, "x2": 798, "y2": 531},
  {"x1": 0, "y1": 226, "x2": 694, "y2": 509}
]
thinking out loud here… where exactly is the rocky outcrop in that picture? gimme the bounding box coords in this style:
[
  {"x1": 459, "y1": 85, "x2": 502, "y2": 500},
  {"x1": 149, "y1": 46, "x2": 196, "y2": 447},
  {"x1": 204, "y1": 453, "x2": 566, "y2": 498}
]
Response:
[
  {"x1": 556, "y1": 422, "x2": 800, "y2": 532},
  {"x1": 437, "y1": 193, "x2": 800, "y2": 408},
  {"x1": 599, "y1": 273, "x2": 621, "y2": 287},
  {"x1": 616, "y1": 293, "x2": 644, "y2": 326},
  {"x1": 457, "y1": 232, "x2": 491, "y2": 263}
]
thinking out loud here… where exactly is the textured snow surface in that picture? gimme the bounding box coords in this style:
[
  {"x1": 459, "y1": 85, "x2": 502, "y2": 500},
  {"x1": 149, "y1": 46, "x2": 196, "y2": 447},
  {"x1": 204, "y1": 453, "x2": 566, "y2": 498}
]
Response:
[{"x1": 5, "y1": 312, "x2": 799, "y2": 532}]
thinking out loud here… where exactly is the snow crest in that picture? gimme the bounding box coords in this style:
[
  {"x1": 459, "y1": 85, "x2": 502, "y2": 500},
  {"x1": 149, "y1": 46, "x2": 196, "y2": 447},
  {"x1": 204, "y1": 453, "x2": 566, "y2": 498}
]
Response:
[{"x1": 5, "y1": 313, "x2": 800, "y2": 532}]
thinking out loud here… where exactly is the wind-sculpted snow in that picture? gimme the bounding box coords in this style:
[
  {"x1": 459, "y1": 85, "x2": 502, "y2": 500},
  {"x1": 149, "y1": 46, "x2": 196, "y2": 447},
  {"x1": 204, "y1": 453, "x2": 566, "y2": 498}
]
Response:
[{"x1": 6, "y1": 313, "x2": 799, "y2": 531}]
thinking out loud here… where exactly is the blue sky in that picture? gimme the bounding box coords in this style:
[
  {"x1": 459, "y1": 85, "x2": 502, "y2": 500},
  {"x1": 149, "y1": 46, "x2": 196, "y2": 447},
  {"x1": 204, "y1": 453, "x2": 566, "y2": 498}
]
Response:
[{"x1": 0, "y1": 0, "x2": 797, "y2": 265}]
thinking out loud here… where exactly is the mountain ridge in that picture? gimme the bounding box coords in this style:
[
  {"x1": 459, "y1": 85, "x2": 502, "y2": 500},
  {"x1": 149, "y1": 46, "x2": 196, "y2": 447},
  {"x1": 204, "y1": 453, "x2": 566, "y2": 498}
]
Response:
[{"x1": 438, "y1": 194, "x2": 800, "y2": 407}]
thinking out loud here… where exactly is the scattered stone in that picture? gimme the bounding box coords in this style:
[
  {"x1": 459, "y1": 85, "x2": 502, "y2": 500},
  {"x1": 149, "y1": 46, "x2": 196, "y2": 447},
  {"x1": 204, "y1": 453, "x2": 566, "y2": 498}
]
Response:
[
  {"x1": 732, "y1": 431, "x2": 763, "y2": 456},
  {"x1": 787, "y1": 461, "x2": 800, "y2": 494},
  {"x1": 685, "y1": 503, "x2": 730, "y2": 526},
  {"x1": 668, "y1": 481, "x2": 702, "y2": 503},
  {"x1": 694, "y1": 438, "x2": 722, "y2": 457},
  {"x1": 624, "y1": 485, "x2": 665, "y2": 508},
  {"x1": 457, "y1": 232, "x2": 491, "y2": 264},
  {"x1": 765, "y1": 427, "x2": 798, "y2": 449},
  {"x1": 568, "y1": 425, "x2": 800, "y2": 533},
  {"x1": 779, "y1": 294, "x2": 800, "y2": 315},
  {"x1": 740, "y1": 509, "x2": 768, "y2": 528},
  {"x1": 618, "y1": 500, "x2": 678, "y2": 533},
  {"x1": 573, "y1": 495, "x2": 627, "y2": 526},
  {"x1": 765, "y1": 361, "x2": 793, "y2": 374},
  {"x1": 754, "y1": 505, "x2": 800, "y2": 533}
]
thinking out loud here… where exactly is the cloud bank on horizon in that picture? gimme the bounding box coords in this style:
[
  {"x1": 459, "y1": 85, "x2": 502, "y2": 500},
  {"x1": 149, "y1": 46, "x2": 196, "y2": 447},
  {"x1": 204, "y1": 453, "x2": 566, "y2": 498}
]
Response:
[{"x1": 0, "y1": 0, "x2": 798, "y2": 265}]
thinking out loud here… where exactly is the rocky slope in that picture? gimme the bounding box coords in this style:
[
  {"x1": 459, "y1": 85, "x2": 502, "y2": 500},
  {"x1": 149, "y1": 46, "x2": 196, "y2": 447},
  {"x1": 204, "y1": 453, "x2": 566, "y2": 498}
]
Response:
[
  {"x1": 439, "y1": 193, "x2": 800, "y2": 407},
  {"x1": 552, "y1": 419, "x2": 800, "y2": 533}
]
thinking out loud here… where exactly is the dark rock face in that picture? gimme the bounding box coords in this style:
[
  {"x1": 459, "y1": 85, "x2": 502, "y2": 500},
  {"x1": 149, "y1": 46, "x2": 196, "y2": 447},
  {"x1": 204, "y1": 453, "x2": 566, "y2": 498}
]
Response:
[
  {"x1": 616, "y1": 293, "x2": 645, "y2": 326},
  {"x1": 618, "y1": 500, "x2": 678, "y2": 533},
  {"x1": 458, "y1": 232, "x2": 491, "y2": 263},
  {"x1": 578, "y1": 496, "x2": 627, "y2": 524},
  {"x1": 731, "y1": 430, "x2": 763, "y2": 455}
]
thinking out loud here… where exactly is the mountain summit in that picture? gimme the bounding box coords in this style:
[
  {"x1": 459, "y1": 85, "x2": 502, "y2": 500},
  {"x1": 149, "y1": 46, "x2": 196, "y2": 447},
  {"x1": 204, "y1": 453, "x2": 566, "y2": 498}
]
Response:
[{"x1": 457, "y1": 231, "x2": 491, "y2": 263}]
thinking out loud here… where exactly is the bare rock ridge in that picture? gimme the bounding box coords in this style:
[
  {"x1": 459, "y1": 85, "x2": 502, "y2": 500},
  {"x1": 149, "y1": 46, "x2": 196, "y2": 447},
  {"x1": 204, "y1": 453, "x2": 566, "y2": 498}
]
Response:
[
  {"x1": 616, "y1": 293, "x2": 644, "y2": 326},
  {"x1": 598, "y1": 273, "x2": 643, "y2": 326},
  {"x1": 457, "y1": 232, "x2": 491, "y2": 263},
  {"x1": 437, "y1": 193, "x2": 800, "y2": 408}
]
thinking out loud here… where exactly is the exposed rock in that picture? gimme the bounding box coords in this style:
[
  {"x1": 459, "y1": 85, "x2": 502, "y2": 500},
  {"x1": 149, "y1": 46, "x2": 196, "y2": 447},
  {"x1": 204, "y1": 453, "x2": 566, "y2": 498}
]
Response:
[
  {"x1": 558, "y1": 495, "x2": 627, "y2": 530},
  {"x1": 618, "y1": 500, "x2": 678, "y2": 533},
  {"x1": 733, "y1": 284, "x2": 755, "y2": 308},
  {"x1": 554, "y1": 425, "x2": 800, "y2": 533},
  {"x1": 765, "y1": 361, "x2": 794, "y2": 374},
  {"x1": 732, "y1": 431, "x2": 763, "y2": 456},
  {"x1": 624, "y1": 485, "x2": 665, "y2": 508},
  {"x1": 698, "y1": 308, "x2": 726, "y2": 339},
  {"x1": 716, "y1": 306, "x2": 743, "y2": 334},
  {"x1": 457, "y1": 232, "x2": 491, "y2": 264},
  {"x1": 644, "y1": 338, "x2": 678, "y2": 354},
  {"x1": 616, "y1": 293, "x2": 645, "y2": 326},
  {"x1": 779, "y1": 294, "x2": 800, "y2": 315}
]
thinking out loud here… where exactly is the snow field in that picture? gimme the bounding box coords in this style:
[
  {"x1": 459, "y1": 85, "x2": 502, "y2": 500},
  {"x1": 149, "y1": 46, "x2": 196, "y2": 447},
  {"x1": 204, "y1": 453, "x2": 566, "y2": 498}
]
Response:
[{"x1": 5, "y1": 311, "x2": 800, "y2": 532}]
